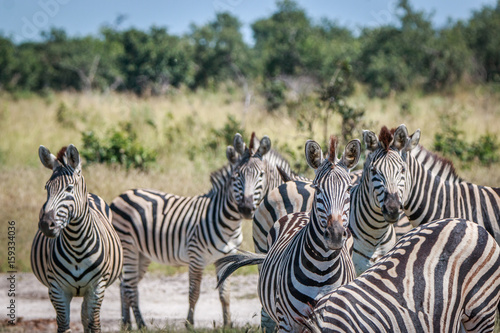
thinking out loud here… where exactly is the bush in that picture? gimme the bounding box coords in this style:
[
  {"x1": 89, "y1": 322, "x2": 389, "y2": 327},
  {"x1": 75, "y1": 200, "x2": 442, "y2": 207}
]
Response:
[
  {"x1": 434, "y1": 127, "x2": 499, "y2": 166},
  {"x1": 205, "y1": 115, "x2": 246, "y2": 152},
  {"x1": 262, "y1": 79, "x2": 287, "y2": 112},
  {"x1": 81, "y1": 122, "x2": 157, "y2": 169}
]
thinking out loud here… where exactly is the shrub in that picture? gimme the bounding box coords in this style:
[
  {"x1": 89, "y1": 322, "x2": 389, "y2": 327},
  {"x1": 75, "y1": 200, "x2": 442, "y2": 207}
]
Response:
[
  {"x1": 81, "y1": 122, "x2": 157, "y2": 170},
  {"x1": 434, "y1": 126, "x2": 499, "y2": 166}
]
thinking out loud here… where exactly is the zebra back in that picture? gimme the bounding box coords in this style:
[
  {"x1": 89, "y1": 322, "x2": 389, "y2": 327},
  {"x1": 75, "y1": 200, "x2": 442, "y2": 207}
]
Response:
[
  {"x1": 111, "y1": 163, "x2": 242, "y2": 266},
  {"x1": 303, "y1": 218, "x2": 500, "y2": 333}
]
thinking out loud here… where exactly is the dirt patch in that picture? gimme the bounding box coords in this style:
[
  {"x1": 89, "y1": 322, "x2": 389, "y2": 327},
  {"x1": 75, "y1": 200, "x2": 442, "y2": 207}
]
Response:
[{"x1": 0, "y1": 272, "x2": 260, "y2": 332}]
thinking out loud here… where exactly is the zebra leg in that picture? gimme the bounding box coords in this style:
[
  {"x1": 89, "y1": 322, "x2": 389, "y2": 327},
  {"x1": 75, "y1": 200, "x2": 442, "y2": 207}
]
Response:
[
  {"x1": 217, "y1": 274, "x2": 232, "y2": 327},
  {"x1": 186, "y1": 264, "x2": 203, "y2": 328},
  {"x1": 215, "y1": 259, "x2": 232, "y2": 327},
  {"x1": 48, "y1": 286, "x2": 72, "y2": 333},
  {"x1": 120, "y1": 280, "x2": 132, "y2": 330},
  {"x1": 81, "y1": 281, "x2": 106, "y2": 333},
  {"x1": 121, "y1": 248, "x2": 150, "y2": 329}
]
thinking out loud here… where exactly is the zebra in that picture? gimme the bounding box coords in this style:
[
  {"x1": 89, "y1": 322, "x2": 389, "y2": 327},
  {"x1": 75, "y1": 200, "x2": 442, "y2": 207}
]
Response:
[
  {"x1": 300, "y1": 218, "x2": 500, "y2": 333},
  {"x1": 231, "y1": 132, "x2": 307, "y2": 219},
  {"x1": 357, "y1": 124, "x2": 500, "y2": 272},
  {"x1": 110, "y1": 137, "x2": 275, "y2": 329},
  {"x1": 31, "y1": 145, "x2": 123, "y2": 333},
  {"x1": 217, "y1": 137, "x2": 361, "y2": 332}
]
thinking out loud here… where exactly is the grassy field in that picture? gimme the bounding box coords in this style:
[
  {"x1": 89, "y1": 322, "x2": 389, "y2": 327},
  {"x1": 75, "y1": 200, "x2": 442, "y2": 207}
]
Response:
[{"x1": 1, "y1": 85, "x2": 500, "y2": 273}]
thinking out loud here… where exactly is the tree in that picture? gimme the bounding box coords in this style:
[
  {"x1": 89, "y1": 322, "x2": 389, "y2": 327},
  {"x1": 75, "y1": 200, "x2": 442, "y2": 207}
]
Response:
[
  {"x1": 189, "y1": 12, "x2": 251, "y2": 89},
  {"x1": 252, "y1": 0, "x2": 312, "y2": 77},
  {"x1": 113, "y1": 27, "x2": 194, "y2": 95},
  {"x1": 0, "y1": 36, "x2": 16, "y2": 89},
  {"x1": 464, "y1": 1, "x2": 500, "y2": 82}
]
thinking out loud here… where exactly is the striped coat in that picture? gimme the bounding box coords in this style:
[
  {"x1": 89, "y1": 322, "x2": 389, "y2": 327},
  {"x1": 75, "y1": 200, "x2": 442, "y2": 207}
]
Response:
[
  {"x1": 31, "y1": 145, "x2": 123, "y2": 333},
  {"x1": 111, "y1": 162, "x2": 244, "y2": 328},
  {"x1": 302, "y1": 218, "x2": 500, "y2": 333},
  {"x1": 217, "y1": 137, "x2": 361, "y2": 332}
]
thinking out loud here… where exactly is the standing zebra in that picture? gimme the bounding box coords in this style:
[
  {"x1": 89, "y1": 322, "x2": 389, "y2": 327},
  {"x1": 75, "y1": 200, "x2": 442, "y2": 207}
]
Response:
[
  {"x1": 252, "y1": 140, "x2": 457, "y2": 257},
  {"x1": 110, "y1": 137, "x2": 273, "y2": 329},
  {"x1": 31, "y1": 145, "x2": 123, "y2": 333},
  {"x1": 357, "y1": 124, "x2": 500, "y2": 272},
  {"x1": 231, "y1": 132, "x2": 307, "y2": 220},
  {"x1": 217, "y1": 137, "x2": 361, "y2": 332},
  {"x1": 301, "y1": 218, "x2": 500, "y2": 333}
]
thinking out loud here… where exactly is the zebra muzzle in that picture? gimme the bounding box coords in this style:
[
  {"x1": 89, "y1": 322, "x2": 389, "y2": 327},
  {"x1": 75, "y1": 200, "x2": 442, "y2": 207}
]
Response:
[
  {"x1": 38, "y1": 209, "x2": 60, "y2": 238},
  {"x1": 382, "y1": 191, "x2": 402, "y2": 223},
  {"x1": 238, "y1": 196, "x2": 255, "y2": 219},
  {"x1": 325, "y1": 214, "x2": 346, "y2": 250}
]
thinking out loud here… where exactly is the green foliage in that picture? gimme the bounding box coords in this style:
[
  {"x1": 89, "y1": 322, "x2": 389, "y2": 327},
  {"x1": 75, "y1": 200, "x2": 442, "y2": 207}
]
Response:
[
  {"x1": 262, "y1": 79, "x2": 287, "y2": 112},
  {"x1": 464, "y1": 2, "x2": 500, "y2": 81},
  {"x1": 189, "y1": 12, "x2": 252, "y2": 89},
  {"x1": 318, "y1": 61, "x2": 365, "y2": 144},
  {"x1": 206, "y1": 115, "x2": 246, "y2": 152},
  {"x1": 0, "y1": 0, "x2": 497, "y2": 95},
  {"x1": 81, "y1": 123, "x2": 157, "y2": 169},
  {"x1": 433, "y1": 115, "x2": 499, "y2": 166},
  {"x1": 108, "y1": 27, "x2": 194, "y2": 95}
]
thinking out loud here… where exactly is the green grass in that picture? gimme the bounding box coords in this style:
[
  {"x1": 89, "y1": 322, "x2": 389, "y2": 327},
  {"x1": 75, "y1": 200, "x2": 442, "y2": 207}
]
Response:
[{"x1": 0, "y1": 86, "x2": 499, "y2": 275}]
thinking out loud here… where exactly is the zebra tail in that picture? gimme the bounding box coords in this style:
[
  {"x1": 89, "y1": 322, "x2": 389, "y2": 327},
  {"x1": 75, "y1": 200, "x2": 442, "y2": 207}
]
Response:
[{"x1": 215, "y1": 251, "x2": 266, "y2": 289}]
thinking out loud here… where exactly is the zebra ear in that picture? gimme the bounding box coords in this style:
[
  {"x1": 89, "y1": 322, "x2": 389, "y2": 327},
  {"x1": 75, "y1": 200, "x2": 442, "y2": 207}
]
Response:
[
  {"x1": 305, "y1": 140, "x2": 323, "y2": 170},
  {"x1": 233, "y1": 133, "x2": 246, "y2": 155},
  {"x1": 226, "y1": 146, "x2": 240, "y2": 165},
  {"x1": 257, "y1": 135, "x2": 271, "y2": 157},
  {"x1": 363, "y1": 130, "x2": 379, "y2": 152},
  {"x1": 392, "y1": 124, "x2": 409, "y2": 151},
  {"x1": 405, "y1": 129, "x2": 421, "y2": 152},
  {"x1": 341, "y1": 139, "x2": 361, "y2": 170},
  {"x1": 39, "y1": 145, "x2": 59, "y2": 170},
  {"x1": 66, "y1": 144, "x2": 81, "y2": 172}
]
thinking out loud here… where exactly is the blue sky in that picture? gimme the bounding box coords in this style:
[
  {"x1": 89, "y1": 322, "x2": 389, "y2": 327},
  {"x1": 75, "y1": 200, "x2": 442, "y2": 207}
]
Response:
[{"x1": 0, "y1": 0, "x2": 496, "y2": 44}]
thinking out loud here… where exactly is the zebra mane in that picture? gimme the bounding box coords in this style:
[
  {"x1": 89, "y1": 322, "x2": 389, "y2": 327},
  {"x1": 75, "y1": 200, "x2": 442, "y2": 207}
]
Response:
[
  {"x1": 378, "y1": 126, "x2": 394, "y2": 151},
  {"x1": 208, "y1": 164, "x2": 233, "y2": 193},
  {"x1": 412, "y1": 145, "x2": 462, "y2": 182},
  {"x1": 328, "y1": 136, "x2": 338, "y2": 164},
  {"x1": 56, "y1": 146, "x2": 68, "y2": 164}
]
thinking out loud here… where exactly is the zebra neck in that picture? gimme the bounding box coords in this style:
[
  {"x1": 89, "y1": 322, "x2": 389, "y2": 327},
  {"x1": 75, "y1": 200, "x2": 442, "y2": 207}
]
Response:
[
  {"x1": 349, "y1": 183, "x2": 394, "y2": 241},
  {"x1": 204, "y1": 174, "x2": 243, "y2": 252},
  {"x1": 405, "y1": 156, "x2": 460, "y2": 225},
  {"x1": 301, "y1": 212, "x2": 342, "y2": 263},
  {"x1": 61, "y1": 206, "x2": 97, "y2": 250}
]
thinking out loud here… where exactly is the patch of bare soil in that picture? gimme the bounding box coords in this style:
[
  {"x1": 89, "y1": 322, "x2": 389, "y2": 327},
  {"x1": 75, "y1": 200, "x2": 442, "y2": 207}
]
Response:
[{"x1": 0, "y1": 272, "x2": 260, "y2": 332}]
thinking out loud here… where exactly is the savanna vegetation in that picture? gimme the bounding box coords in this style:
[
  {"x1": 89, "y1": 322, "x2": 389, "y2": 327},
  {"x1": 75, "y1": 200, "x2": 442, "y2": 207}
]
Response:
[{"x1": 0, "y1": 0, "x2": 500, "y2": 331}]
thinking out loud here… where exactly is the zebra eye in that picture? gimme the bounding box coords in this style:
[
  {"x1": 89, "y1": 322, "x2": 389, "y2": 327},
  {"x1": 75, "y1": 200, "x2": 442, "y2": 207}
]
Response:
[
  {"x1": 65, "y1": 184, "x2": 74, "y2": 192},
  {"x1": 370, "y1": 167, "x2": 377, "y2": 175},
  {"x1": 401, "y1": 166, "x2": 406, "y2": 173}
]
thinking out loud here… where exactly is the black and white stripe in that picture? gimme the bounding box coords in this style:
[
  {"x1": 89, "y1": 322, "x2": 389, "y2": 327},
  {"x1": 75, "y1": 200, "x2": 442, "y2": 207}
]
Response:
[
  {"x1": 230, "y1": 132, "x2": 307, "y2": 220},
  {"x1": 354, "y1": 124, "x2": 500, "y2": 273},
  {"x1": 217, "y1": 137, "x2": 361, "y2": 332},
  {"x1": 349, "y1": 125, "x2": 420, "y2": 274},
  {"x1": 110, "y1": 146, "x2": 255, "y2": 328},
  {"x1": 31, "y1": 145, "x2": 123, "y2": 333},
  {"x1": 302, "y1": 218, "x2": 500, "y2": 333}
]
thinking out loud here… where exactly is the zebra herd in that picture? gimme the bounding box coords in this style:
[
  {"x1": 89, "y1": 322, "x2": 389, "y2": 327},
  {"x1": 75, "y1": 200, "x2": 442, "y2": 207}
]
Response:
[{"x1": 30, "y1": 124, "x2": 500, "y2": 333}]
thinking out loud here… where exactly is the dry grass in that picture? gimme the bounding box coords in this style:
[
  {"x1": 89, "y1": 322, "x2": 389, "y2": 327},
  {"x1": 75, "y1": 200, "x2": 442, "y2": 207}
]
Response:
[{"x1": 0, "y1": 86, "x2": 499, "y2": 274}]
